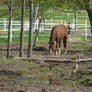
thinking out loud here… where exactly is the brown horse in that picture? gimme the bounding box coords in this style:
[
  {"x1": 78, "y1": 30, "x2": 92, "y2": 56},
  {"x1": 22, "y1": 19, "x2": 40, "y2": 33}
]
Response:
[{"x1": 49, "y1": 24, "x2": 68, "y2": 55}]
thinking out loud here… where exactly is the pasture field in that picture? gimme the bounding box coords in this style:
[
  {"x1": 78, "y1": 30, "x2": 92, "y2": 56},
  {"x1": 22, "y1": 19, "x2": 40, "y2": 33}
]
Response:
[
  {"x1": 0, "y1": 31, "x2": 92, "y2": 91},
  {"x1": 0, "y1": 31, "x2": 92, "y2": 44},
  {"x1": 45, "y1": 9, "x2": 90, "y2": 23},
  {"x1": 0, "y1": 9, "x2": 90, "y2": 24},
  {"x1": 0, "y1": 4, "x2": 92, "y2": 92},
  {"x1": 0, "y1": 9, "x2": 90, "y2": 32}
]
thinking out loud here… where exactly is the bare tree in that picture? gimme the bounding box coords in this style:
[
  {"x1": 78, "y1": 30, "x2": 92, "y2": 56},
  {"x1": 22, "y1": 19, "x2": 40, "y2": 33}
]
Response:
[
  {"x1": 33, "y1": 0, "x2": 46, "y2": 48},
  {"x1": 19, "y1": 0, "x2": 25, "y2": 57},
  {"x1": 27, "y1": 0, "x2": 33, "y2": 58},
  {"x1": 7, "y1": 0, "x2": 13, "y2": 58}
]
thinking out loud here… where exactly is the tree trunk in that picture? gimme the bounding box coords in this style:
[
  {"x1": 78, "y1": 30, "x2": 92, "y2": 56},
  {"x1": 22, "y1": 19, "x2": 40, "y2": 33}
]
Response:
[
  {"x1": 74, "y1": 10, "x2": 77, "y2": 29},
  {"x1": 33, "y1": 0, "x2": 46, "y2": 48},
  {"x1": 83, "y1": 0, "x2": 92, "y2": 34},
  {"x1": 19, "y1": 0, "x2": 25, "y2": 57},
  {"x1": 27, "y1": 0, "x2": 33, "y2": 58},
  {"x1": 86, "y1": 9, "x2": 92, "y2": 34},
  {"x1": 7, "y1": 0, "x2": 13, "y2": 58}
]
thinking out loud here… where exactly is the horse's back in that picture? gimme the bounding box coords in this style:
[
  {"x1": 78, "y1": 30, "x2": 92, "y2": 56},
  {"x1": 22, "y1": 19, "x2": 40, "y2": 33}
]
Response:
[{"x1": 51, "y1": 24, "x2": 68, "y2": 39}]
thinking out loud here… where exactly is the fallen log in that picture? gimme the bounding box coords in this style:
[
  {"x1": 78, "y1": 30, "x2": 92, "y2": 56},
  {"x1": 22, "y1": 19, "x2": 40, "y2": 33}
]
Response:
[
  {"x1": 44, "y1": 58, "x2": 92, "y2": 63},
  {"x1": 14, "y1": 57, "x2": 92, "y2": 63}
]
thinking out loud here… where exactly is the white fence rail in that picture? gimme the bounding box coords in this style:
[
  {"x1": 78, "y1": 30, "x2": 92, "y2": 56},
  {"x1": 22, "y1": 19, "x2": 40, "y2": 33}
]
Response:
[
  {"x1": 0, "y1": 18, "x2": 91, "y2": 42},
  {"x1": 0, "y1": 19, "x2": 90, "y2": 32}
]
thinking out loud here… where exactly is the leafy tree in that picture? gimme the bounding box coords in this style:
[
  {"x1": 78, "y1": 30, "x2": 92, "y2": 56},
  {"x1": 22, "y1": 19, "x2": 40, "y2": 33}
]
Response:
[
  {"x1": 68, "y1": 0, "x2": 92, "y2": 33},
  {"x1": 83, "y1": 0, "x2": 92, "y2": 33},
  {"x1": 44, "y1": 0, "x2": 92, "y2": 33}
]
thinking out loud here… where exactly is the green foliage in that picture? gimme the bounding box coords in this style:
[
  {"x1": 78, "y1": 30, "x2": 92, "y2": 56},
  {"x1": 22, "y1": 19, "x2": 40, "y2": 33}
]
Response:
[
  {"x1": 87, "y1": 35, "x2": 92, "y2": 40},
  {"x1": 79, "y1": 78, "x2": 92, "y2": 87},
  {"x1": 0, "y1": 0, "x2": 91, "y2": 21}
]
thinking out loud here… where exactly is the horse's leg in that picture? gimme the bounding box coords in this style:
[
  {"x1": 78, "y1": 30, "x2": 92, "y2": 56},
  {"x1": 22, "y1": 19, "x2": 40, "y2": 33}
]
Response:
[
  {"x1": 56, "y1": 41, "x2": 58, "y2": 55},
  {"x1": 56, "y1": 39, "x2": 59, "y2": 55},
  {"x1": 59, "y1": 40, "x2": 61, "y2": 55},
  {"x1": 51, "y1": 42, "x2": 55, "y2": 55},
  {"x1": 63, "y1": 36, "x2": 67, "y2": 55}
]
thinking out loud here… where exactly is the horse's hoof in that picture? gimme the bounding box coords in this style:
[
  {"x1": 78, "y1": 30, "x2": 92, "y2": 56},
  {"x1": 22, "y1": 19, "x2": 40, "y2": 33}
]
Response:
[
  {"x1": 64, "y1": 53, "x2": 67, "y2": 55},
  {"x1": 64, "y1": 50, "x2": 67, "y2": 55},
  {"x1": 56, "y1": 52, "x2": 58, "y2": 55},
  {"x1": 50, "y1": 53, "x2": 54, "y2": 55}
]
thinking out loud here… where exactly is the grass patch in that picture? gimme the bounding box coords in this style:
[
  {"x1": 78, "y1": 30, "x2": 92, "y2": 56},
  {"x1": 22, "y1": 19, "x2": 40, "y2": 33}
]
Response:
[
  {"x1": 79, "y1": 78, "x2": 92, "y2": 87},
  {"x1": 69, "y1": 35, "x2": 85, "y2": 40},
  {"x1": 0, "y1": 32, "x2": 50, "y2": 43},
  {"x1": 87, "y1": 35, "x2": 92, "y2": 40},
  {"x1": 0, "y1": 58, "x2": 92, "y2": 87},
  {"x1": 0, "y1": 32, "x2": 92, "y2": 44}
]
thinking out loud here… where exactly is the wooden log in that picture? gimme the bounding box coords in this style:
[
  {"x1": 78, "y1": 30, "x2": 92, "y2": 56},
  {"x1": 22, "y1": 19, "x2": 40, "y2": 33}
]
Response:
[{"x1": 14, "y1": 57, "x2": 92, "y2": 63}]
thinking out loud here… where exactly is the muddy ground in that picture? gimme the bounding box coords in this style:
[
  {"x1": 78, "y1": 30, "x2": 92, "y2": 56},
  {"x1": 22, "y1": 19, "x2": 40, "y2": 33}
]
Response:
[{"x1": 0, "y1": 40, "x2": 92, "y2": 92}]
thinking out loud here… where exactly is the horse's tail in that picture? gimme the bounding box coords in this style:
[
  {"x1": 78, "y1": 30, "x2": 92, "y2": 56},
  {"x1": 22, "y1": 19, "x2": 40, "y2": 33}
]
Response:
[
  {"x1": 50, "y1": 28, "x2": 54, "y2": 41},
  {"x1": 63, "y1": 36, "x2": 67, "y2": 48}
]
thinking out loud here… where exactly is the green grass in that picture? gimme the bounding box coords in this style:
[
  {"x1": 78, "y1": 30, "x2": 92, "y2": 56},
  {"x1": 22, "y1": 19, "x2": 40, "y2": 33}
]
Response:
[
  {"x1": 0, "y1": 32, "x2": 92, "y2": 44},
  {"x1": 0, "y1": 32, "x2": 50, "y2": 44},
  {"x1": 79, "y1": 78, "x2": 92, "y2": 87},
  {"x1": 69, "y1": 35, "x2": 85, "y2": 40},
  {"x1": 87, "y1": 35, "x2": 92, "y2": 40},
  {"x1": 45, "y1": 9, "x2": 90, "y2": 23}
]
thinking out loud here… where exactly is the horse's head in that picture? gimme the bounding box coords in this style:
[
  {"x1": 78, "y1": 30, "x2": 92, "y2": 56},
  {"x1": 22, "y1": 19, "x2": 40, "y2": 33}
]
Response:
[{"x1": 49, "y1": 41, "x2": 54, "y2": 54}]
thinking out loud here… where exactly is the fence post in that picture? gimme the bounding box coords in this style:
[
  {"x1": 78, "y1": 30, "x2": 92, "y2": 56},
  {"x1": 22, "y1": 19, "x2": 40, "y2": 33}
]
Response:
[
  {"x1": 64, "y1": 21, "x2": 66, "y2": 26},
  {"x1": 72, "y1": 19, "x2": 75, "y2": 30},
  {"x1": 39, "y1": 21, "x2": 41, "y2": 32},
  {"x1": 44, "y1": 19, "x2": 46, "y2": 31},
  {"x1": 61, "y1": 20, "x2": 62, "y2": 24},
  {"x1": 10, "y1": 19, "x2": 12, "y2": 42},
  {"x1": 68, "y1": 13, "x2": 69, "y2": 20},
  {"x1": 43, "y1": 19, "x2": 45, "y2": 32},
  {"x1": 74, "y1": 11, "x2": 77, "y2": 29},
  {"x1": 41, "y1": 20, "x2": 44, "y2": 32},
  {"x1": 4, "y1": 18, "x2": 7, "y2": 32},
  {"x1": 36, "y1": 19, "x2": 38, "y2": 41},
  {"x1": 85, "y1": 20, "x2": 87, "y2": 40},
  {"x1": 51, "y1": 19, "x2": 52, "y2": 29}
]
